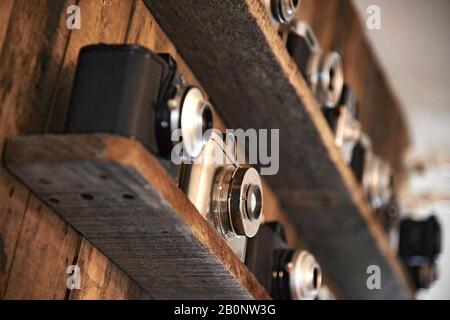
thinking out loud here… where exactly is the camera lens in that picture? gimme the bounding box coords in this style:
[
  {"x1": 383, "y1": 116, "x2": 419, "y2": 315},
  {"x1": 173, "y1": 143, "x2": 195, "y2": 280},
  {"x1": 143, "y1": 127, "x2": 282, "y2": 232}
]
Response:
[
  {"x1": 201, "y1": 102, "x2": 213, "y2": 138},
  {"x1": 228, "y1": 167, "x2": 263, "y2": 238},
  {"x1": 246, "y1": 184, "x2": 262, "y2": 220},
  {"x1": 289, "y1": 250, "x2": 321, "y2": 300},
  {"x1": 180, "y1": 87, "x2": 214, "y2": 159},
  {"x1": 312, "y1": 266, "x2": 320, "y2": 290},
  {"x1": 267, "y1": 0, "x2": 301, "y2": 25},
  {"x1": 318, "y1": 52, "x2": 344, "y2": 108},
  {"x1": 305, "y1": 50, "x2": 343, "y2": 109},
  {"x1": 272, "y1": 249, "x2": 321, "y2": 300},
  {"x1": 279, "y1": 0, "x2": 301, "y2": 23},
  {"x1": 363, "y1": 154, "x2": 393, "y2": 209}
]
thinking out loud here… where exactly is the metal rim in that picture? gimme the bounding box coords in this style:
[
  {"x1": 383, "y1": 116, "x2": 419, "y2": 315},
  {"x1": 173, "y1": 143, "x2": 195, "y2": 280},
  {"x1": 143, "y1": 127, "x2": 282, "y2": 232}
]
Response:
[
  {"x1": 289, "y1": 250, "x2": 322, "y2": 300},
  {"x1": 228, "y1": 167, "x2": 263, "y2": 237},
  {"x1": 363, "y1": 153, "x2": 393, "y2": 209},
  {"x1": 180, "y1": 87, "x2": 214, "y2": 159},
  {"x1": 318, "y1": 52, "x2": 344, "y2": 108},
  {"x1": 265, "y1": 0, "x2": 301, "y2": 26}
]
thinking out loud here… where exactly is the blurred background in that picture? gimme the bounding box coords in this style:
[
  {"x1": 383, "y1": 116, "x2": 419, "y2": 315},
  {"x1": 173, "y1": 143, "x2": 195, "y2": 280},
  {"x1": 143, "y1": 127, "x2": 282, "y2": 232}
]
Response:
[{"x1": 353, "y1": 0, "x2": 450, "y2": 299}]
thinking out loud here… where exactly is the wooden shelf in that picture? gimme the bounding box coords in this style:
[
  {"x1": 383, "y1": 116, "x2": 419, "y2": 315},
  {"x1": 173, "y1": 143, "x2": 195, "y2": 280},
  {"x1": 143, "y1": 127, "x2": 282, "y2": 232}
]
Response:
[
  {"x1": 4, "y1": 134, "x2": 269, "y2": 300},
  {"x1": 144, "y1": 0, "x2": 414, "y2": 299}
]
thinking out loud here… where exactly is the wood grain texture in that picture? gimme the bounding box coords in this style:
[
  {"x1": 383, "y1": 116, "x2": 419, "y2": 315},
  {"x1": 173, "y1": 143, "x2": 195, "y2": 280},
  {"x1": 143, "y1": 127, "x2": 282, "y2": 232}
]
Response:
[
  {"x1": 0, "y1": 0, "x2": 148, "y2": 300},
  {"x1": 4, "y1": 134, "x2": 270, "y2": 300},
  {"x1": 0, "y1": 170, "x2": 29, "y2": 299},
  {"x1": 0, "y1": 0, "x2": 14, "y2": 56},
  {"x1": 143, "y1": 0, "x2": 413, "y2": 299},
  {"x1": 0, "y1": 0, "x2": 74, "y2": 300},
  {"x1": 45, "y1": 0, "x2": 150, "y2": 300},
  {"x1": 68, "y1": 240, "x2": 151, "y2": 300},
  {"x1": 4, "y1": 195, "x2": 79, "y2": 299}
]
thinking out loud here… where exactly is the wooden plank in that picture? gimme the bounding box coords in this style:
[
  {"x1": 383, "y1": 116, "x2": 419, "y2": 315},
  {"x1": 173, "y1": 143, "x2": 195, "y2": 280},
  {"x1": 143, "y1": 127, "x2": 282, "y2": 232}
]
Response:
[
  {"x1": 4, "y1": 134, "x2": 270, "y2": 300},
  {"x1": 0, "y1": 0, "x2": 148, "y2": 300},
  {"x1": 0, "y1": 170, "x2": 29, "y2": 299},
  {"x1": 68, "y1": 240, "x2": 151, "y2": 300},
  {"x1": 0, "y1": 0, "x2": 14, "y2": 55},
  {"x1": 44, "y1": 0, "x2": 149, "y2": 300},
  {"x1": 0, "y1": 0, "x2": 74, "y2": 300},
  {"x1": 4, "y1": 195, "x2": 79, "y2": 299},
  {"x1": 0, "y1": 0, "x2": 73, "y2": 146},
  {"x1": 143, "y1": 0, "x2": 413, "y2": 299}
]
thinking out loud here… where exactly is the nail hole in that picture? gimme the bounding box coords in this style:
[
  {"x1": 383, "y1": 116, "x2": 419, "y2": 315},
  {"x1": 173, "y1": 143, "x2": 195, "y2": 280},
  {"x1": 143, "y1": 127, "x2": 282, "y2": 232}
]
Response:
[
  {"x1": 99, "y1": 174, "x2": 108, "y2": 180},
  {"x1": 80, "y1": 193, "x2": 94, "y2": 200},
  {"x1": 49, "y1": 198, "x2": 60, "y2": 204},
  {"x1": 122, "y1": 194, "x2": 135, "y2": 200}
]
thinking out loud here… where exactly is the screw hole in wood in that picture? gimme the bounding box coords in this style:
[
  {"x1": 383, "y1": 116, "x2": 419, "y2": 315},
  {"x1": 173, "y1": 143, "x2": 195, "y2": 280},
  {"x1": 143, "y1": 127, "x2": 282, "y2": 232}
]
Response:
[
  {"x1": 49, "y1": 197, "x2": 60, "y2": 204},
  {"x1": 80, "y1": 193, "x2": 94, "y2": 200},
  {"x1": 122, "y1": 194, "x2": 135, "y2": 200}
]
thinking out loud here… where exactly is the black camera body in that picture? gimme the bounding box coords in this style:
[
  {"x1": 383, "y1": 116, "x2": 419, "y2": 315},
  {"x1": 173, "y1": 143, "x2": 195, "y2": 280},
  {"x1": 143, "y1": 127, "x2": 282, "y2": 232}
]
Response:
[
  {"x1": 399, "y1": 216, "x2": 441, "y2": 289},
  {"x1": 66, "y1": 44, "x2": 213, "y2": 160},
  {"x1": 285, "y1": 21, "x2": 344, "y2": 109},
  {"x1": 245, "y1": 222, "x2": 321, "y2": 300}
]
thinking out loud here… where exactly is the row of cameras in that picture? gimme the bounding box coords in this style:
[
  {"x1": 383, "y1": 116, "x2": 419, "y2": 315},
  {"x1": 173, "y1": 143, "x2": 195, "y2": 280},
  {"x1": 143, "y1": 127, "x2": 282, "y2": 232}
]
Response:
[
  {"x1": 267, "y1": 0, "x2": 394, "y2": 211},
  {"x1": 63, "y1": 1, "x2": 439, "y2": 297},
  {"x1": 66, "y1": 45, "x2": 320, "y2": 299},
  {"x1": 265, "y1": 0, "x2": 442, "y2": 291}
]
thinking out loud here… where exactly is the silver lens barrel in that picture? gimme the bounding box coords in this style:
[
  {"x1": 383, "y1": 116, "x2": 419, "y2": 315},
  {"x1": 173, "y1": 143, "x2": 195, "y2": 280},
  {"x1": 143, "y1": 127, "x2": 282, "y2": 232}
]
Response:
[
  {"x1": 289, "y1": 250, "x2": 322, "y2": 300},
  {"x1": 307, "y1": 51, "x2": 344, "y2": 108},
  {"x1": 335, "y1": 107, "x2": 362, "y2": 163},
  {"x1": 214, "y1": 165, "x2": 263, "y2": 238},
  {"x1": 363, "y1": 153, "x2": 393, "y2": 209},
  {"x1": 272, "y1": 249, "x2": 322, "y2": 300},
  {"x1": 179, "y1": 87, "x2": 214, "y2": 159},
  {"x1": 264, "y1": 0, "x2": 301, "y2": 26},
  {"x1": 228, "y1": 167, "x2": 263, "y2": 237}
]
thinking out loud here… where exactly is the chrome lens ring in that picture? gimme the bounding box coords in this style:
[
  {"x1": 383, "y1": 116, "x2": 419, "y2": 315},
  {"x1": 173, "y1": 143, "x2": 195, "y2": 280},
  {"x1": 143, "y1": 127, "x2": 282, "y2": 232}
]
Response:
[
  {"x1": 289, "y1": 250, "x2": 322, "y2": 300},
  {"x1": 228, "y1": 167, "x2": 263, "y2": 238},
  {"x1": 213, "y1": 165, "x2": 237, "y2": 239},
  {"x1": 180, "y1": 87, "x2": 214, "y2": 159},
  {"x1": 318, "y1": 52, "x2": 344, "y2": 108},
  {"x1": 245, "y1": 184, "x2": 263, "y2": 221},
  {"x1": 335, "y1": 107, "x2": 361, "y2": 163},
  {"x1": 265, "y1": 0, "x2": 301, "y2": 26},
  {"x1": 373, "y1": 157, "x2": 393, "y2": 208},
  {"x1": 277, "y1": 0, "x2": 301, "y2": 24},
  {"x1": 363, "y1": 154, "x2": 393, "y2": 209}
]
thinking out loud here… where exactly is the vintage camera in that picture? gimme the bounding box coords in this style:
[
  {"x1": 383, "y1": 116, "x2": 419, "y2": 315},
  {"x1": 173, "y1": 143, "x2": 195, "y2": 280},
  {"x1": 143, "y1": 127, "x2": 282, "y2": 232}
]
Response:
[
  {"x1": 323, "y1": 85, "x2": 362, "y2": 164},
  {"x1": 350, "y1": 134, "x2": 393, "y2": 210},
  {"x1": 178, "y1": 131, "x2": 263, "y2": 260},
  {"x1": 398, "y1": 215, "x2": 441, "y2": 289},
  {"x1": 245, "y1": 223, "x2": 322, "y2": 300},
  {"x1": 285, "y1": 21, "x2": 344, "y2": 108},
  {"x1": 263, "y1": 0, "x2": 301, "y2": 27},
  {"x1": 66, "y1": 44, "x2": 213, "y2": 160}
]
